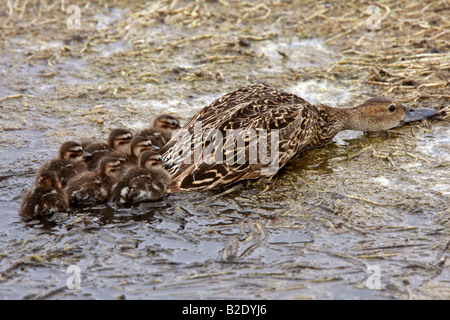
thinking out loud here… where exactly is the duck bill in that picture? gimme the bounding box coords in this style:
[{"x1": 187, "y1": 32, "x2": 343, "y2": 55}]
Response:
[
  {"x1": 402, "y1": 104, "x2": 437, "y2": 123},
  {"x1": 82, "y1": 151, "x2": 92, "y2": 159}
]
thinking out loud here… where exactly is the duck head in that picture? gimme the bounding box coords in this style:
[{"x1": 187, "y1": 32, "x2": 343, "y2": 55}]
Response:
[{"x1": 341, "y1": 97, "x2": 437, "y2": 132}]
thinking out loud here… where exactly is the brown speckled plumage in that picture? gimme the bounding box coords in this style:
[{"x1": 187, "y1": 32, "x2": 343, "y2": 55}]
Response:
[{"x1": 161, "y1": 84, "x2": 328, "y2": 192}]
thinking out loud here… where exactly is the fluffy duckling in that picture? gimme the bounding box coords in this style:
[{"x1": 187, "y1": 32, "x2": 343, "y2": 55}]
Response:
[
  {"x1": 126, "y1": 136, "x2": 159, "y2": 164},
  {"x1": 65, "y1": 156, "x2": 122, "y2": 205},
  {"x1": 108, "y1": 128, "x2": 134, "y2": 155},
  {"x1": 139, "y1": 114, "x2": 180, "y2": 144},
  {"x1": 135, "y1": 129, "x2": 167, "y2": 149},
  {"x1": 19, "y1": 171, "x2": 69, "y2": 219},
  {"x1": 38, "y1": 141, "x2": 87, "y2": 187},
  {"x1": 83, "y1": 128, "x2": 132, "y2": 170},
  {"x1": 110, "y1": 150, "x2": 171, "y2": 204}
]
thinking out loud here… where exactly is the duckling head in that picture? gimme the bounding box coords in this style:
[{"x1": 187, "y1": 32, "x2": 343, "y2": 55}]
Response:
[
  {"x1": 108, "y1": 129, "x2": 133, "y2": 156},
  {"x1": 342, "y1": 97, "x2": 437, "y2": 132},
  {"x1": 59, "y1": 141, "x2": 84, "y2": 163},
  {"x1": 37, "y1": 171, "x2": 62, "y2": 189},
  {"x1": 139, "y1": 150, "x2": 168, "y2": 170},
  {"x1": 129, "y1": 136, "x2": 159, "y2": 160},
  {"x1": 152, "y1": 114, "x2": 181, "y2": 131},
  {"x1": 99, "y1": 157, "x2": 122, "y2": 182}
]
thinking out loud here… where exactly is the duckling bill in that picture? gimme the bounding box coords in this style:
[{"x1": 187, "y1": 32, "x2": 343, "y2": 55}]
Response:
[{"x1": 161, "y1": 83, "x2": 437, "y2": 192}]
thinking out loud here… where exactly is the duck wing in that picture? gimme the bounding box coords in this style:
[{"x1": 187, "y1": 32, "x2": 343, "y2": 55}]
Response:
[{"x1": 164, "y1": 84, "x2": 319, "y2": 192}]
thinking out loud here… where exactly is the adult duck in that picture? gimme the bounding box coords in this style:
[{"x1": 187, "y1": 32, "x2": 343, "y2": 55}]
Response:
[{"x1": 161, "y1": 83, "x2": 437, "y2": 192}]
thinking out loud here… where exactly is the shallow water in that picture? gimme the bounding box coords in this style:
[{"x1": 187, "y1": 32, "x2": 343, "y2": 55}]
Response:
[
  {"x1": 0, "y1": 3, "x2": 449, "y2": 300},
  {"x1": 1, "y1": 94, "x2": 448, "y2": 300}
]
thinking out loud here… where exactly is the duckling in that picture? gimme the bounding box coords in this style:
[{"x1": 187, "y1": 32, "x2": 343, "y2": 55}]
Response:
[
  {"x1": 19, "y1": 171, "x2": 68, "y2": 219},
  {"x1": 139, "y1": 114, "x2": 180, "y2": 144},
  {"x1": 110, "y1": 150, "x2": 171, "y2": 204},
  {"x1": 135, "y1": 128, "x2": 167, "y2": 149},
  {"x1": 38, "y1": 141, "x2": 87, "y2": 187},
  {"x1": 108, "y1": 128, "x2": 134, "y2": 156},
  {"x1": 83, "y1": 128, "x2": 132, "y2": 170},
  {"x1": 65, "y1": 156, "x2": 122, "y2": 204},
  {"x1": 161, "y1": 83, "x2": 437, "y2": 192},
  {"x1": 126, "y1": 136, "x2": 159, "y2": 165}
]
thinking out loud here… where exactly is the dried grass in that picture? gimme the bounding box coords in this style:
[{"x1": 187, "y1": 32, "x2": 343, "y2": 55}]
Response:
[{"x1": 1, "y1": 0, "x2": 448, "y2": 110}]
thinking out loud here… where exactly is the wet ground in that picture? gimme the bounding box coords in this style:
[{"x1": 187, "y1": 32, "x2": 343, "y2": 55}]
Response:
[{"x1": 0, "y1": 1, "x2": 449, "y2": 299}]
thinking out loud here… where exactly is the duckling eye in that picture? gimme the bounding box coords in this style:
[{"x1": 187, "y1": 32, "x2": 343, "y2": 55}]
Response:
[{"x1": 388, "y1": 105, "x2": 396, "y2": 112}]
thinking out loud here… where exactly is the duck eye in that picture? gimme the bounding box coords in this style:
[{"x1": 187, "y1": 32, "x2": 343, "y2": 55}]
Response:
[{"x1": 388, "y1": 105, "x2": 396, "y2": 112}]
